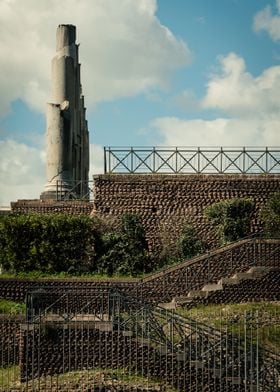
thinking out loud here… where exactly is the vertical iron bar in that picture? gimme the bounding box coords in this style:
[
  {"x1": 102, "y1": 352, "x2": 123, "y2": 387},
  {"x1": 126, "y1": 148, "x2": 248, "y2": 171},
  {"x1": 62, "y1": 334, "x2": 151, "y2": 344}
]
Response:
[
  {"x1": 104, "y1": 147, "x2": 107, "y2": 174},
  {"x1": 265, "y1": 146, "x2": 268, "y2": 173}
]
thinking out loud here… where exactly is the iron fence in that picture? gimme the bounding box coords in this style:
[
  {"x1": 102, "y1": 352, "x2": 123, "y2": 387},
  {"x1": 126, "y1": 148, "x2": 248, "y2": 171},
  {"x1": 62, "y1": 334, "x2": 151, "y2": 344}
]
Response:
[
  {"x1": 104, "y1": 146, "x2": 280, "y2": 174},
  {"x1": 55, "y1": 180, "x2": 94, "y2": 201},
  {"x1": 1, "y1": 288, "x2": 279, "y2": 391}
]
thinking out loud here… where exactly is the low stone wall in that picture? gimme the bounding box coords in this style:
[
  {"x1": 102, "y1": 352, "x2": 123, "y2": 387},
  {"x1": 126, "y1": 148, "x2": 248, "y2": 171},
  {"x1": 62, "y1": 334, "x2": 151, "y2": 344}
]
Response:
[
  {"x1": 10, "y1": 200, "x2": 93, "y2": 215},
  {"x1": 1, "y1": 239, "x2": 279, "y2": 305},
  {"x1": 93, "y1": 174, "x2": 280, "y2": 253},
  {"x1": 9, "y1": 175, "x2": 280, "y2": 257},
  {"x1": 17, "y1": 324, "x2": 228, "y2": 391},
  {"x1": 0, "y1": 315, "x2": 24, "y2": 366}
]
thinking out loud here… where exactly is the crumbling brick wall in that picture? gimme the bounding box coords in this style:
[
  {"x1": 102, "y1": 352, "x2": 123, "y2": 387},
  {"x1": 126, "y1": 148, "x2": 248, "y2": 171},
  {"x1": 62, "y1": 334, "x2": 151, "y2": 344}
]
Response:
[
  {"x1": 0, "y1": 238, "x2": 279, "y2": 304},
  {"x1": 0, "y1": 315, "x2": 24, "y2": 366},
  {"x1": 93, "y1": 174, "x2": 280, "y2": 254},
  {"x1": 11, "y1": 200, "x2": 93, "y2": 215}
]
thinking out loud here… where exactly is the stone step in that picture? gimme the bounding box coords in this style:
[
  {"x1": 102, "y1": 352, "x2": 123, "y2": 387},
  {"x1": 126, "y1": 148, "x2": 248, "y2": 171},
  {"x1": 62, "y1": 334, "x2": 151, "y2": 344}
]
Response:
[
  {"x1": 176, "y1": 353, "x2": 185, "y2": 361},
  {"x1": 138, "y1": 338, "x2": 150, "y2": 345},
  {"x1": 210, "y1": 368, "x2": 223, "y2": 378},
  {"x1": 225, "y1": 376, "x2": 242, "y2": 385},
  {"x1": 218, "y1": 266, "x2": 271, "y2": 285},
  {"x1": 247, "y1": 266, "x2": 273, "y2": 275},
  {"x1": 231, "y1": 272, "x2": 257, "y2": 280},
  {"x1": 202, "y1": 283, "x2": 223, "y2": 292},
  {"x1": 121, "y1": 330, "x2": 133, "y2": 337},
  {"x1": 158, "y1": 300, "x2": 176, "y2": 310},
  {"x1": 173, "y1": 296, "x2": 192, "y2": 305},
  {"x1": 157, "y1": 346, "x2": 169, "y2": 355},
  {"x1": 93, "y1": 321, "x2": 113, "y2": 332},
  {"x1": 218, "y1": 277, "x2": 241, "y2": 285},
  {"x1": 187, "y1": 290, "x2": 208, "y2": 299},
  {"x1": 190, "y1": 360, "x2": 204, "y2": 369}
]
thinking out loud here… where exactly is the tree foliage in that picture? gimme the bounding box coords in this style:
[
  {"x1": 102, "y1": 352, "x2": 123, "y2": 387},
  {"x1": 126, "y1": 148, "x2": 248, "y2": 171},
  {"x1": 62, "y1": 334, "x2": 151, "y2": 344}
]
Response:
[
  {"x1": 95, "y1": 213, "x2": 151, "y2": 276},
  {"x1": 178, "y1": 221, "x2": 205, "y2": 259},
  {"x1": 205, "y1": 198, "x2": 255, "y2": 244},
  {"x1": 0, "y1": 213, "x2": 151, "y2": 277},
  {"x1": 260, "y1": 192, "x2": 280, "y2": 236},
  {"x1": 0, "y1": 214, "x2": 94, "y2": 274}
]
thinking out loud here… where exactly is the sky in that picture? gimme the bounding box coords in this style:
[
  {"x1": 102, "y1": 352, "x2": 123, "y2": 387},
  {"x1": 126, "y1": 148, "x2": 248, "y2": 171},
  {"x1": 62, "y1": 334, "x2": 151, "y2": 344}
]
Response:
[{"x1": 0, "y1": 0, "x2": 279, "y2": 205}]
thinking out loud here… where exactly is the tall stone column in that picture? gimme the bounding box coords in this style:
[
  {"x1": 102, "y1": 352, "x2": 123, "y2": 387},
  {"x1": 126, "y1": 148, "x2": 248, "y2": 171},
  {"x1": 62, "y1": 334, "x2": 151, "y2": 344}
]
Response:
[{"x1": 41, "y1": 25, "x2": 89, "y2": 200}]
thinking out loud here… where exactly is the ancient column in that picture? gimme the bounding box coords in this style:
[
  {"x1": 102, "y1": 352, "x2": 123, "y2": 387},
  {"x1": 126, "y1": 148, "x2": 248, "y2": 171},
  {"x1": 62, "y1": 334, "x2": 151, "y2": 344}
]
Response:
[{"x1": 41, "y1": 24, "x2": 89, "y2": 200}]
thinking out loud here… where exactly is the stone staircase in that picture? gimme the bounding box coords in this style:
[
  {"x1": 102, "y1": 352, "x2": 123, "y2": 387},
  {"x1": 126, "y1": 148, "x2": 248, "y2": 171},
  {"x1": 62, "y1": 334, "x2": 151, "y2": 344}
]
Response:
[{"x1": 159, "y1": 266, "x2": 277, "y2": 309}]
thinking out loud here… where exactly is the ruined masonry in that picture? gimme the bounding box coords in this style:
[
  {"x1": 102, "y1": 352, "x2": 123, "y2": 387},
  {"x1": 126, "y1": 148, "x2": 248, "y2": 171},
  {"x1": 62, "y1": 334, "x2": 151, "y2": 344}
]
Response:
[{"x1": 41, "y1": 24, "x2": 89, "y2": 200}]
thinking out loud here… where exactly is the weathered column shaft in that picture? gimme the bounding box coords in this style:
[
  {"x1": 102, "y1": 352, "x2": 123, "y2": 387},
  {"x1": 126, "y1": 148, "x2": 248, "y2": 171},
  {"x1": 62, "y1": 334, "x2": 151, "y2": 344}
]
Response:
[{"x1": 41, "y1": 24, "x2": 89, "y2": 200}]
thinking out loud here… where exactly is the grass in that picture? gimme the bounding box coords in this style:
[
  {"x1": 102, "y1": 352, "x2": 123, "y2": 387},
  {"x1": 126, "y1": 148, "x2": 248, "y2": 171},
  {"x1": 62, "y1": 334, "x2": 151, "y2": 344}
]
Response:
[
  {"x1": 0, "y1": 366, "x2": 20, "y2": 390},
  {"x1": 0, "y1": 366, "x2": 176, "y2": 391},
  {"x1": 176, "y1": 302, "x2": 280, "y2": 351},
  {"x1": 0, "y1": 299, "x2": 26, "y2": 314},
  {"x1": 0, "y1": 270, "x2": 139, "y2": 280}
]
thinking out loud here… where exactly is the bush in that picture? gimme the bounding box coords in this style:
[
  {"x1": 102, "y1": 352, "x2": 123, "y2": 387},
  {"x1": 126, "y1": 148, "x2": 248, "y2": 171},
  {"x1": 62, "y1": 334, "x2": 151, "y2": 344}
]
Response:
[
  {"x1": 95, "y1": 213, "x2": 151, "y2": 276},
  {"x1": 205, "y1": 198, "x2": 255, "y2": 244},
  {"x1": 260, "y1": 192, "x2": 280, "y2": 236},
  {"x1": 178, "y1": 221, "x2": 205, "y2": 259},
  {"x1": 0, "y1": 214, "x2": 94, "y2": 274}
]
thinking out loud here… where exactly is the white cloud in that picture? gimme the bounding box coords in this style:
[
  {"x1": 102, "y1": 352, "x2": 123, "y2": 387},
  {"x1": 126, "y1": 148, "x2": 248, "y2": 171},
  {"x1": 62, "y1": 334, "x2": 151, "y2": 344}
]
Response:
[
  {"x1": 151, "y1": 116, "x2": 278, "y2": 147},
  {"x1": 0, "y1": 0, "x2": 191, "y2": 116},
  {"x1": 0, "y1": 140, "x2": 45, "y2": 205},
  {"x1": 253, "y1": 1, "x2": 280, "y2": 41},
  {"x1": 150, "y1": 53, "x2": 280, "y2": 147},
  {"x1": 90, "y1": 144, "x2": 104, "y2": 175},
  {"x1": 0, "y1": 140, "x2": 106, "y2": 205},
  {"x1": 202, "y1": 52, "x2": 280, "y2": 116}
]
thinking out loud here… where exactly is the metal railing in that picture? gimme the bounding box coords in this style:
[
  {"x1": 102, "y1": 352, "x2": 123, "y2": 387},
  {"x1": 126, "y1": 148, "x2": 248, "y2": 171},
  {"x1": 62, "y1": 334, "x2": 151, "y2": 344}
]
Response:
[
  {"x1": 1, "y1": 291, "x2": 279, "y2": 391},
  {"x1": 56, "y1": 180, "x2": 94, "y2": 201},
  {"x1": 104, "y1": 146, "x2": 280, "y2": 174}
]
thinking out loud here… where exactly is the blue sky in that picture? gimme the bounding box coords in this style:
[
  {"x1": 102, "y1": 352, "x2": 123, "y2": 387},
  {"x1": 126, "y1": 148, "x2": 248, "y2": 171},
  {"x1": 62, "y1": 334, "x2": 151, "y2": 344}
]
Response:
[{"x1": 0, "y1": 0, "x2": 279, "y2": 204}]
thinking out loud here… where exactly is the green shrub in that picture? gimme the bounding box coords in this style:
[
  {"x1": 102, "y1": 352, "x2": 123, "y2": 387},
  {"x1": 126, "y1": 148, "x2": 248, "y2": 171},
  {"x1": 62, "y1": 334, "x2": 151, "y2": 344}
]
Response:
[
  {"x1": 178, "y1": 221, "x2": 205, "y2": 259},
  {"x1": 0, "y1": 299, "x2": 26, "y2": 314},
  {"x1": 95, "y1": 213, "x2": 151, "y2": 276},
  {"x1": 260, "y1": 192, "x2": 280, "y2": 236},
  {"x1": 0, "y1": 214, "x2": 94, "y2": 274},
  {"x1": 205, "y1": 198, "x2": 255, "y2": 244}
]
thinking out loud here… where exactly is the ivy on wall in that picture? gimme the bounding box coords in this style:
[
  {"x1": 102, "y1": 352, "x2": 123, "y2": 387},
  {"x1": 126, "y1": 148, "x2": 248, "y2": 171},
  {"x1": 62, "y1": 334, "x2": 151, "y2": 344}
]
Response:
[
  {"x1": 205, "y1": 198, "x2": 255, "y2": 244},
  {"x1": 260, "y1": 192, "x2": 280, "y2": 236}
]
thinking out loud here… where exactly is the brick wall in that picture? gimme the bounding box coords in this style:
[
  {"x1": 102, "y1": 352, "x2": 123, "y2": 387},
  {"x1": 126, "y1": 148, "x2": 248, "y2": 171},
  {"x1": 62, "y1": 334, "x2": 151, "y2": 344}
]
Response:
[
  {"x1": 1, "y1": 239, "x2": 279, "y2": 304},
  {"x1": 93, "y1": 174, "x2": 280, "y2": 253},
  {"x1": 11, "y1": 200, "x2": 93, "y2": 215},
  {"x1": 0, "y1": 315, "x2": 24, "y2": 366}
]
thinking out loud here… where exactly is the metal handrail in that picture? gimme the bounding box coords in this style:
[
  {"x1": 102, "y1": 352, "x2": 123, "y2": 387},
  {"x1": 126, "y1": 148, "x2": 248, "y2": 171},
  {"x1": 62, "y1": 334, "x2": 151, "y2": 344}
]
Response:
[
  {"x1": 104, "y1": 146, "x2": 280, "y2": 174},
  {"x1": 55, "y1": 180, "x2": 94, "y2": 201}
]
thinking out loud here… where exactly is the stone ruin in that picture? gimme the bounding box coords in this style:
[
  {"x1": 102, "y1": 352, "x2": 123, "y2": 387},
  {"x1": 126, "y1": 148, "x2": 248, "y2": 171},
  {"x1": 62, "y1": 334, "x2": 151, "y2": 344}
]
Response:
[{"x1": 41, "y1": 24, "x2": 89, "y2": 200}]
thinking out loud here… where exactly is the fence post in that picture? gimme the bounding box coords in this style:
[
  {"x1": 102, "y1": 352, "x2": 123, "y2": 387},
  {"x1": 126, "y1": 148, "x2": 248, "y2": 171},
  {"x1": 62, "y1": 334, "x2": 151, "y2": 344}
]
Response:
[
  {"x1": 108, "y1": 147, "x2": 111, "y2": 173},
  {"x1": 104, "y1": 147, "x2": 107, "y2": 174},
  {"x1": 131, "y1": 147, "x2": 134, "y2": 173},
  {"x1": 265, "y1": 146, "x2": 268, "y2": 173}
]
